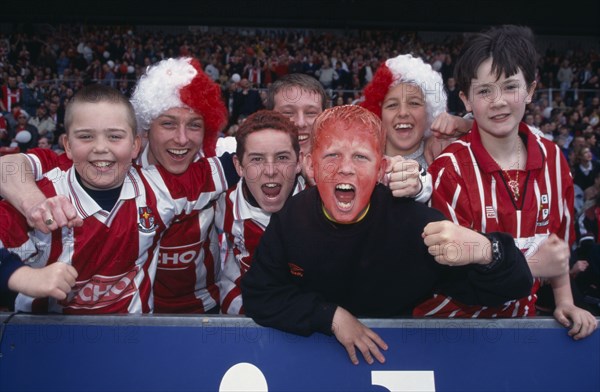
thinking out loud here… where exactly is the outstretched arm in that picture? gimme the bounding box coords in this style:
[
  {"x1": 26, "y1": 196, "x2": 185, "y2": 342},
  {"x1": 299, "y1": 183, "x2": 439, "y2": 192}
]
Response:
[
  {"x1": 1, "y1": 153, "x2": 42, "y2": 214},
  {"x1": 241, "y1": 214, "x2": 337, "y2": 337},
  {"x1": 423, "y1": 221, "x2": 533, "y2": 306},
  {"x1": 526, "y1": 234, "x2": 571, "y2": 279},
  {"x1": 550, "y1": 273, "x2": 598, "y2": 340},
  {"x1": 0, "y1": 153, "x2": 81, "y2": 232}
]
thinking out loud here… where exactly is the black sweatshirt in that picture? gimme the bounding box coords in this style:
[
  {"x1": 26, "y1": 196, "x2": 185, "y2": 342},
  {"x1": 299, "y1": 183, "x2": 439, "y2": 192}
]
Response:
[{"x1": 241, "y1": 185, "x2": 533, "y2": 336}]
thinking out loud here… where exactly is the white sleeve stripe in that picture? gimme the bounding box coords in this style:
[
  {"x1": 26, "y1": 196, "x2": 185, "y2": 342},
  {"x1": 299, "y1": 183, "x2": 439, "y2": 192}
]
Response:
[
  {"x1": 553, "y1": 145, "x2": 564, "y2": 219},
  {"x1": 433, "y1": 167, "x2": 445, "y2": 190},
  {"x1": 447, "y1": 185, "x2": 461, "y2": 224},
  {"x1": 438, "y1": 152, "x2": 461, "y2": 176},
  {"x1": 24, "y1": 153, "x2": 41, "y2": 180},
  {"x1": 208, "y1": 157, "x2": 227, "y2": 194},
  {"x1": 467, "y1": 147, "x2": 487, "y2": 232},
  {"x1": 563, "y1": 198, "x2": 572, "y2": 245},
  {"x1": 490, "y1": 177, "x2": 499, "y2": 225},
  {"x1": 424, "y1": 297, "x2": 451, "y2": 316}
]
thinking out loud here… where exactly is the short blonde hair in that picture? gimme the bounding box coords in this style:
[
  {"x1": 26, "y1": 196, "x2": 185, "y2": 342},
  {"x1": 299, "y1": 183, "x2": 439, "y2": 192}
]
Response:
[{"x1": 65, "y1": 84, "x2": 136, "y2": 136}]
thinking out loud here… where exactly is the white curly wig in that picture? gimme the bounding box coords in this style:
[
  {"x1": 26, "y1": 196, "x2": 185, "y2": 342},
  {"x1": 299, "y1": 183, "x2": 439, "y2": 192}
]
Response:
[
  {"x1": 131, "y1": 57, "x2": 197, "y2": 134},
  {"x1": 129, "y1": 57, "x2": 228, "y2": 156},
  {"x1": 362, "y1": 54, "x2": 447, "y2": 136}
]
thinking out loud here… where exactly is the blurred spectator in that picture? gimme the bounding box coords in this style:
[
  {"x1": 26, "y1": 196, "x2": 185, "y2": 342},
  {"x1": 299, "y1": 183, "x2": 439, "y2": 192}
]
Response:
[
  {"x1": 20, "y1": 75, "x2": 44, "y2": 115},
  {"x1": 231, "y1": 78, "x2": 263, "y2": 124},
  {"x1": 557, "y1": 59, "x2": 574, "y2": 99},
  {"x1": 573, "y1": 146, "x2": 600, "y2": 191},
  {"x1": 584, "y1": 171, "x2": 600, "y2": 202},
  {"x1": 205, "y1": 57, "x2": 220, "y2": 82},
  {"x1": 315, "y1": 58, "x2": 338, "y2": 89},
  {"x1": 1, "y1": 75, "x2": 21, "y2": 113},
  {"x1": 36, "y1": 135, "x2": 52, "y2": 149},
  {"x1": 584, "y1": 132, "x2": 600, "y2": 160},
  {"x1": 0, "y1": 113, "x2": 8, "y2": 147},
  {"x1": 9, "y1": 109, "x2": 38, "y2": 152},
  {"x1": 445, "y1": 77, "x2": 465, "y2": 116},
  {"x1": 28, "y1": 103, "x2": 55, "y2": 138},
  {"x1": 4, "y1": 104, "x2": 22, "y2": 131}
]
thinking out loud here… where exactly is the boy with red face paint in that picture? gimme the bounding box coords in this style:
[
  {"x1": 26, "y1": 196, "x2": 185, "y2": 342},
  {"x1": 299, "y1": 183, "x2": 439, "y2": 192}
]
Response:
[
  {"x1": 414, "y1": 25, "x2": 597, "y2": 340},
  {"x1": 241, "y1": 105, "x2": 533, "y2": 365}
]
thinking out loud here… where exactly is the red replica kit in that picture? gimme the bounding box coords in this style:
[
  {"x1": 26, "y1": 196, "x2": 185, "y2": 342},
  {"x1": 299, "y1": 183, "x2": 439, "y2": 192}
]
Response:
[
  {"x1": 415, "y1": 122, "x2": 574, "y2": 317},
  {"x1": 5, "y1": 150, "x2": 227, "y2": 314}
]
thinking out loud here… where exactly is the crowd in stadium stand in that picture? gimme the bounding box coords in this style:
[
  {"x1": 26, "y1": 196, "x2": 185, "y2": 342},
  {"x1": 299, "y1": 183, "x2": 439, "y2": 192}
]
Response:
[{"x1": 0, "y1": 24, "x2": 599, "y2": 313}]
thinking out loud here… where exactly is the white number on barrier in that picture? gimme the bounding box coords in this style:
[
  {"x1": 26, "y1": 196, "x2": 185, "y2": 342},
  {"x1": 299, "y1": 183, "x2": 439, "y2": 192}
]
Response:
[
  {"x1": 219, "y1": 362, "x2": 268, "y2": 391},
  {"x1": 219, "y1": 363, "x2": 435, "y2": 391},
  {"x1": 371, "y1": 371, "x2": 436, "y2": 392}
]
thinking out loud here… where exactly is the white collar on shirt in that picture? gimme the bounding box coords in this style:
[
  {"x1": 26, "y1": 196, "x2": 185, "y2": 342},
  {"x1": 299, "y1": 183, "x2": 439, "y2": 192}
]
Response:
[
  {"x1": 65, "y1": 165, "x2": 142, "y2": 220},
  {"x1": 230, "y1": 176, "x2": 306, "y2": 229}
]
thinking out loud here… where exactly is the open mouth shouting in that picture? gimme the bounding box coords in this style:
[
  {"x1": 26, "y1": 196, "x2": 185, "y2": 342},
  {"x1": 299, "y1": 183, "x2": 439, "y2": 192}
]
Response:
[
  {"x1": 334, "y1": 183, "x2": 355, "y2": 210},
  {"x1": 262, "y1": 182, "x2": 283, "y2": 199}
]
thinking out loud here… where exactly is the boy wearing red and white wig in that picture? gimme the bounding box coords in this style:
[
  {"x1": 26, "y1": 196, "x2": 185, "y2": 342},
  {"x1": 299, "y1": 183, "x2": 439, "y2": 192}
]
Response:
[
  {"x1": 362, "y1": 54, "x2": 472, "y2": 171},
  {"x1": 0, "y1": 58, "x2": 234, "y2": 314},
  {"x1": 130, "y1": 57, "x2": 230, "y2": 313}
]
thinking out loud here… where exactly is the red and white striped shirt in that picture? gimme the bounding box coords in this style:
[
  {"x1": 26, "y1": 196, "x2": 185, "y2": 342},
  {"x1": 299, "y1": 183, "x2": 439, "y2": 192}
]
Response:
[
  {"x1": 1, "y1": 85, "x2": 21, "y2": 112},
  {"x1": 414, "y1": 122, "x2": 574, "y2": 318},
  {"x1": 137, "y1": 148, "x2": 221, "y2": 314},
  {"x1": 215, "y1": 177, "x2": 305, "y2": 314},
  {"x1": 22, "y1": 147, "x2": 224, "y2": 314},
  {"x1": 6, "y1": 155, "x2": 227, "y2": 314}
]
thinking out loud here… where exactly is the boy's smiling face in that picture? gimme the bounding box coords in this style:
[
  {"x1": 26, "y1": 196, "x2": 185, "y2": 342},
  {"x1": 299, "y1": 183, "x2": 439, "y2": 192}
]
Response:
[
  {"x1": 381, "y1": 82, "x2": 428, "y2": 156},
  {"x1": 273, "y1": 86, "x2": 322, "y2": 157},
  {"x1": 460, "y1": 57, "x2": 536, "y2": 139},
  {"x1": 145, "y1": 107, "x2": 205, "y2": 174},
  {"x1": 65, "y1": 101, "x2": 141, "y2": 190},
  {"x1": 307, "y1": 123, "x2": 384, "y2": 223}
]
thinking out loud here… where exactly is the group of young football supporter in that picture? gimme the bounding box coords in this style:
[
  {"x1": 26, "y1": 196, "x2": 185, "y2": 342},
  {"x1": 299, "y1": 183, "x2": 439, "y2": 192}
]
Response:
[{"x1": 0, "y1": 24, "x2": 596, "y2": 364}]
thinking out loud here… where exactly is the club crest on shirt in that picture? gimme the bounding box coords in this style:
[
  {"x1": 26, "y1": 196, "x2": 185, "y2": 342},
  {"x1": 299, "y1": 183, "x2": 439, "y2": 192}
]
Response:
[
  {"x1": 138, "y1": 206, "x2": 157, "y2": 233},
  {"x1": 537, "y1": 194, "x2": 549, "y2": 227}
]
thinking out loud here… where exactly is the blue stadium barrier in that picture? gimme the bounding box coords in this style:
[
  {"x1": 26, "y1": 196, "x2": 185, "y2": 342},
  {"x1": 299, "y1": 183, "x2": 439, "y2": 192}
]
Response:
[{"x1": 0, "y1": 313, "x2": 598, "y2": 391}]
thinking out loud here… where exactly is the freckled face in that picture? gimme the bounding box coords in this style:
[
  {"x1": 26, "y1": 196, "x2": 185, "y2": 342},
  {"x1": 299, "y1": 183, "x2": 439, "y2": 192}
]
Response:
[{"x1": 234, "y1": 129, "x2": 301, "y2": 213}]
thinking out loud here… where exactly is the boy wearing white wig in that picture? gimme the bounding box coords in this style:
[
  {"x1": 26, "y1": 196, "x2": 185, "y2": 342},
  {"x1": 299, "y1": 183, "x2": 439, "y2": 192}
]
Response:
[{"x1": 0, "y1": 59, "x2": 236, "y2": 314}]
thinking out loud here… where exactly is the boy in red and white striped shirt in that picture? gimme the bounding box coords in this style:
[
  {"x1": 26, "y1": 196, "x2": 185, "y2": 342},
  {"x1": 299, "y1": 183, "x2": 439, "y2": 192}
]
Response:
[
  {"x1": 414, "y1": 25, "x2": 597, "y2": 339},
  {"x1": 1, "y1": 58, "x2": 232, "y2": 314},
  {"x1": 2, "y1": 84, "x2": 231, "y2": 313},
  {"x1": 216, "y1": 110, "x2": 305, "y2": 314}
]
